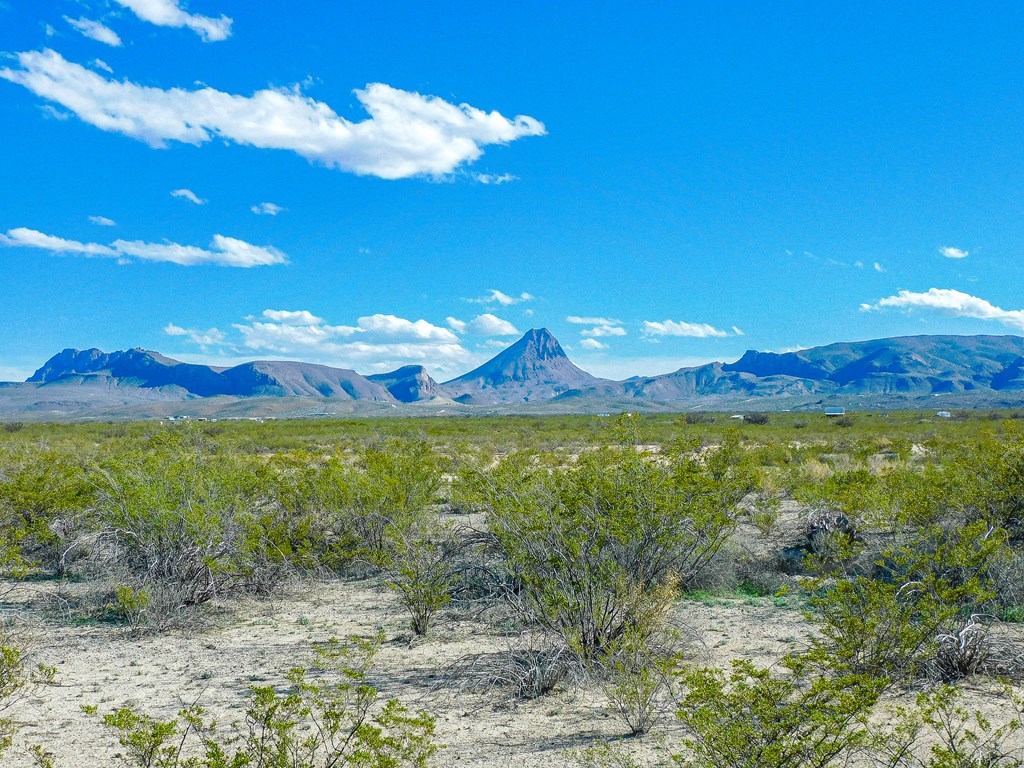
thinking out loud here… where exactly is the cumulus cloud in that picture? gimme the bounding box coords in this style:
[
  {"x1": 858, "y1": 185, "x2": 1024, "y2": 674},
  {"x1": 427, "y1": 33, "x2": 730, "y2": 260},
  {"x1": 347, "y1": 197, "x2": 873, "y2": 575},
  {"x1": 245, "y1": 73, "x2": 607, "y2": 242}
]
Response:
[
  {"x1": 940, "y1": 246, "x2": 969, "y2": 259},
  {"x1": 860, "y1": 288, "x2": 1024, "y2": 331},
  {"x1": 874, "y1": 262, "x2": 885, "y2": 272},
  {"x1": 251, "y1": 202, "x2": 283, "y2": 216},
  {"x1": 112, "y1": 0, "x2": 232, "y2": 42},
  {"x1": 358, "y1": 314, "x2": 459, "y2": 342},
  {"x1": 580, "y1": 338, "x2": 608, "y2": 350},
  {"x1": 163, "y1": 322, "x2": 225, "y2": 347},
  {"x1": 0, "y1": 50, "x2": 545, "y2": 180},
  {"x1": 447, "y1": 314, "x2": 520, "y2": 335},
  {"x1": 88, "y1": 215, "x2": 116, "y2": 226},
  {"x1": 64, "y1": 17, "x2": 122, "y2": 47},
  {"x1": 467, "y1": 289, "x2": 535, "y2": 306},
  {"x1": 1, "y1": 227, "x2": 286, "y2": 267},
  {"x1": 171, "y1": 188, "x2": 206, "y2": 205},
  {"x1": 642, "y1": 319, "x2": 731, "y2": 338},
  {"x1": 259, "y1": 309, "x2": 326, "y2": 326},
  {"x1": 468, "y1": 313, "x2": 519, "y2": 335},
  {"x1": 226, "y1": 309, "x2": 474, "y2": 375}
]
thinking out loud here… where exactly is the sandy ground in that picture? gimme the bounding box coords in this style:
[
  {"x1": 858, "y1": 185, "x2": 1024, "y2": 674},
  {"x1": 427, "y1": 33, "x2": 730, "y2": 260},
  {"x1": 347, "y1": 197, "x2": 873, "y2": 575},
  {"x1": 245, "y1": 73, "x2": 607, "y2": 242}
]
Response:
[{"x1": 1, "y1": 578, "x2": 1021, "y2": 767}]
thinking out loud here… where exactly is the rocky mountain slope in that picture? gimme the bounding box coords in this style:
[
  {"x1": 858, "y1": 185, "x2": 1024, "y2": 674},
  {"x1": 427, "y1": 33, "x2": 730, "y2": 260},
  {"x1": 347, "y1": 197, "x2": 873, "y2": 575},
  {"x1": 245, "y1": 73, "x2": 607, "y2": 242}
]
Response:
[
  {"x1": 8, "y1": 331, "x2": 1024, "y2": 418},
  {"x1": 442, "y1": 328, "x2": 614, "y2": 404}
]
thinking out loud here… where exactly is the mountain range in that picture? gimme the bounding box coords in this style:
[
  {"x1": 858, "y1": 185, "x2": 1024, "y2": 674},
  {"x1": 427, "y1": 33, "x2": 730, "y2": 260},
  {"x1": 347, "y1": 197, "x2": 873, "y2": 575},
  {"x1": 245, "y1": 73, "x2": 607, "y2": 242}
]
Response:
[{"x1": 6, "y1": 329, "x2": 1024, "y2": 419}]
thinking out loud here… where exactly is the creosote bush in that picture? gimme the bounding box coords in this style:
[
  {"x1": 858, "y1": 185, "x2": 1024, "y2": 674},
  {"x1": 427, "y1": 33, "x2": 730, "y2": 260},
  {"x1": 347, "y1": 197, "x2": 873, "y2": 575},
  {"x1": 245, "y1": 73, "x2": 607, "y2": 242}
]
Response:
[
  {"x1": 675, "y1": 654, "x2": 885, "y2": 768},
  {"x1": 466, "y1": 435, "x2": 754, "y2": 659}
]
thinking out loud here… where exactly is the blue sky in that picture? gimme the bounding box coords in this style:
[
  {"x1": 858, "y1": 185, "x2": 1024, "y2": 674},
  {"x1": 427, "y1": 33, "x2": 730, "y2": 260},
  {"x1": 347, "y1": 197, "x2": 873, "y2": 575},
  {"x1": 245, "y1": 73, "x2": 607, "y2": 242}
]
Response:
[{"x1": 2, "y1": 1, "x2": 1024, "y2": 382}]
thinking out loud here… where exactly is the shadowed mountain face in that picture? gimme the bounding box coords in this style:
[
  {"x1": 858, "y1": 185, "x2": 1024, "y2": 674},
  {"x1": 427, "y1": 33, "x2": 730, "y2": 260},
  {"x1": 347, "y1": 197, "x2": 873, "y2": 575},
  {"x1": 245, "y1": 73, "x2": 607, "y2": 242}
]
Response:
[{"x1": 442, "y1": 328, "x2": 613, "y2": 403}]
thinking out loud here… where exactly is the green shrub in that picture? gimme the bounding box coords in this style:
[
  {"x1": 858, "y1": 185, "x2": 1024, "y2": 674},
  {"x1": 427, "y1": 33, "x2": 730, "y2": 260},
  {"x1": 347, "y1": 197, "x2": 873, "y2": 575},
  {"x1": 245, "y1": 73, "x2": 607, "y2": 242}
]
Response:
[
  {"x1": 675, "y1": 656, "x2": 884, "y2": 768},
  {"x1": 808, "y1": 520, "x2": 1006, "y2": 682},
  {"x1": 380, "y1": 517, "x2": 462, "y2": 636},
  {"x1": 474, "y1": 439, "x2": 753, "y2": 659}
]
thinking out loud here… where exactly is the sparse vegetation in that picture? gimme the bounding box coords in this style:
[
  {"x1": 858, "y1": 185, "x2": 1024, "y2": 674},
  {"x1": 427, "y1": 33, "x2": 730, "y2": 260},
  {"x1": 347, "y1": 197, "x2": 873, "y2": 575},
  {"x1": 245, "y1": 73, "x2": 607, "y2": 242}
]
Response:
[{"x1": 0, "y1": 412, "x2": 1022, "y2": 765}]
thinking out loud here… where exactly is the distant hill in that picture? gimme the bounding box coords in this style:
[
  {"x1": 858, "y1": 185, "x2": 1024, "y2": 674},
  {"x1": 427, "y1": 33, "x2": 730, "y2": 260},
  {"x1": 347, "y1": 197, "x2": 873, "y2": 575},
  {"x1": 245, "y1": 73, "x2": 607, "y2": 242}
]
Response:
[
  {"x1": 442, "y1": 328, "x2": 614, "y2": 404},
  {"x1": 367, "y1": 365, "x2": 452, "y2": 403},
  {"x1": 8, "y1": 331, "x2": 1024, "y2": 419},
  {"x1": 26, "y1": 348, "x2": 395, "y2": 402}
]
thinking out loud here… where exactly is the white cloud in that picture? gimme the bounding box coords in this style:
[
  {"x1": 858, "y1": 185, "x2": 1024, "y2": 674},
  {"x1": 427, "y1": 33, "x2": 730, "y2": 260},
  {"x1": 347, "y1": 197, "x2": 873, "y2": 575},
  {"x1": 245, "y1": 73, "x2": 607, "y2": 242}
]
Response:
[
  {"x1": 260, "y1": 309, "x2": 326, "y2": 326},
  {"x1": 225, "y1": 309, "x2": 476, "y2": 375},
  {"x1": 112, "y1": 0, "x2": 232, "y2": 42},
  {"x1": 582, "y1": 325, "x2": 627, "y2": 338},
  {"x1": 860, "y1": 288, "x2": 1024, "y2": 331},
  {"x1": 163, "y1": 322, "x2": 225, "y2": 347},
  {"x1": 580, "y1": 338, "x2": 608, "y2": 350},
  {"x1": 114, "y1": 234, "x2": 285, "y2": 267},
  {"x1": 64, "y1": 17, "x2": 122, "y2": 46},
  {"x1": 88, "y1": 215, "x2": 116, "y2": 226},
  {"x1": 467, "y1": 289, "x2": 535, "y2": 306},
  {"x1": 731, "y1": 326, "x2": 745, "y2": 336},
  {"x1": 0, "y1": 50, "x2": 545, "y2": 180},
  {"x1": 446, "y1": 316, "x2": 468, "y2": 333},
  {"x1": 251, "y1": 202, "x2": 284, "y2": 216},
  {"x1": 92, "y1": 59, "x2": 113, "y2": 73},
  {"x1": 171, "y1": 188, "x2": 206, "y2": 205},
  {"x1": 0, "y1": 227, "x2": 116, "y2": 257},
  {"x1": 642, "y1": 319, "x2": 732, "y2": 338},
  {"x1": 472, "y1": 172, "x2": 518, "y2": 185},
  {"x1": 1, "y1": 227, "x2": 287, "y2": 267},
  {"x1": 566, "y1": 315, "x2": 619, "y2": 326},
  {"x1": 874, "y1": 262, "x2": 885, "y2": 272},
  {"x1": 357, "y1": 314, "x2": 459, "y2": 342},
  {"x1": 939, "y1": 246, "x2": 969, "y2": 259},
  {"x1": 468, "y1": 313, "x2": 519, "y2": 335}
]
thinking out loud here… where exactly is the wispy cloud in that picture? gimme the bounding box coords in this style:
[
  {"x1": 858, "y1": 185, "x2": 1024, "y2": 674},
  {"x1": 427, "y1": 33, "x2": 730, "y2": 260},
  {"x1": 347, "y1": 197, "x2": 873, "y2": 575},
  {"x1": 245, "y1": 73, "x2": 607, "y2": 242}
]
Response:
[
  {"x1": 0, "y1": 50, "x2": 545, "y2": 180},
  {"x1": 1, "y1": 227, "x2": 287, "y2": 267},
  {"x1": 939, "y1": 246, "x2": 969, "y2": 259},
  {"x1": 112, "y1": 0, "x2": 232, "y2": 42},
  {"x1": 874, "y1": 262, "x2": 885, "y2": 272},
  {"x1": 64, "y1": 17, "x2": 122, "y2": 47},
  {"x1": 88, "y1": 215, "x2": 116, "y2": 226},
  {"x1": 567, "y1": 316, "x2": 627, "y2": 339},
  {"x1": 642, "y1": 319, "x2": 734, "y2": 338},
  {"x1": 251, "y1": 202, "x2": 284, "y2": 216},
  {"x1": 861, "y1": 287, "x2": 1024, "y2": 330},
  {"x1": 580, "y1": 338, "x2": 608, "y2": 350},
  {"x1": 467, "y1": 289, "x2": 535, "y2": 306},
  {"x1": 472, "y1": 172, "x2": 518, "y2": 185},
  {"x1": 171, "y1": 188, "x2": 206, "y2": 205},
  {"x1": 566, "y1": 315, "x2": 619, "y2": 326}
]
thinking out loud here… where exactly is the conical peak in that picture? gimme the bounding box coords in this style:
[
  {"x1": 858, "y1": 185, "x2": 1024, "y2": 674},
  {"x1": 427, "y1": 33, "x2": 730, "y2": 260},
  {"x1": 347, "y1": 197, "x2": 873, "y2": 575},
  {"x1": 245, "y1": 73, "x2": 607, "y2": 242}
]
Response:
[{"x1": 515, "y1": 328, "x2": 565, "y2": 360}]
